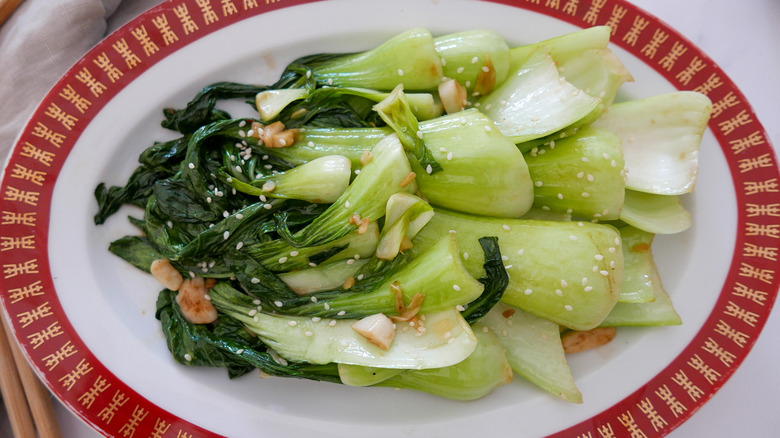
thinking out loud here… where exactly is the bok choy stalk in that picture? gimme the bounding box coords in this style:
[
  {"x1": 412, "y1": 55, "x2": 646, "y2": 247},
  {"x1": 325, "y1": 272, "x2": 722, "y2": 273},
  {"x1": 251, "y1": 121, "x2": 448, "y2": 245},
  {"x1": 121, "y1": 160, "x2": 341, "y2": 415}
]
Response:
[
  {"x1": 525, "y1": 128, "x2": 625, "y2": 220},
  {"x1": 376, "y1": 193, "x2": 434, "y2": 260},
  {"x1": 557, "y1": 48, "x2": 633, "y2": 122},
  {"x1": 434, "y1": 30, "x2": 510, "y2": 94},
  {"x1": 603, "y1": 226, "x2": 682, "y2": 325},
  {"x1": 620, "y1": 190, "x2": 692, "y2": 234},
  {"x1": 509, "y1": 26, "x2": 611, "y2": 70},
  {"x1": 276, "y1": 134, "x2": 415, "y2": 247},
  {"x1": 156, "y1": 289, "x2": 340, "y2": 381},
  {"x1": 279, "y1": 259, "x2": 369, "y2": 295},
  {"x1": 482, "y1": 303, "x2": 582, "y2": 403},
  {"x1": 312, "y1": 28, "x2": 443, "y2": 91},
  {"x1": 246, "y1": 222, "x2": 379, "y2": 272},
  {"x1": 377, "y1": 327, "x2": 513, "y2": 400},
  {"x1": 210, "y1": 284, "x2": 477, "y2": 369},
  {"x1": 270, "y1": 234, "x2": 484, "y2": 318},
  {"x1": 256, "y1": 87, "x2": 442, "y2": 123},
  {"x1": 480, "y1": 51, "x2": 600, "y2": 144},
  {"x1": 593, "y1": 91, "x2": 712, "y2": 195},
  {"x1": 273, "y1": 127, "x2": 389, "y2": 167},
  {"x1": 374, "y1": 86, "x2": 443, "y2": 173},
  {"x1": 414, "y1": 209, "x2": 623, "y2": 330},
  {"x1": 226, "y1": 155, "x2": 351, "y2": 203}
]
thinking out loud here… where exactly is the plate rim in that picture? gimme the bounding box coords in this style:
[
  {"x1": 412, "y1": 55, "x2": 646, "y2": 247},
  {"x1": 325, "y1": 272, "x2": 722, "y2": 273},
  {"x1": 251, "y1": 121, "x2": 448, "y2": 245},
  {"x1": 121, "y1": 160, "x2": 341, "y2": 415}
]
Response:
[{"x1": 0, "y1": 0, "x2": 777, "y2": 436}]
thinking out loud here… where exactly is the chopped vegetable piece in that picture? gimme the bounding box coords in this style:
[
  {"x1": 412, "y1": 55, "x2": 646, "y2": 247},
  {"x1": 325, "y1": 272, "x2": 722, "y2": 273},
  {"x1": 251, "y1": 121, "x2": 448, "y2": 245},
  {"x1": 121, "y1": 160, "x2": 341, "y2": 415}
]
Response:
[
  {"x1": 279, "y1": 259, "x2": 369, "y2": 295},
  {"x1": 620, "y1": 190, "x2": 692, "y2": 235},
  {"x1": 352, "y1": 313, "x2": 397, "y2": 351},
  {"x1": 415, "y1": 209, "x2": 622, "y2": 330},
  {"x1": 525, "y1": 128, "x2": 625, "y2": 220},
  {"x1": 480, "y1": 51, "x2": 600, "y2": 143},
  {"x1": 378, "y1": 326, "x2": 512, "y2": 400},
  {"x1": 313, "y1": 28, "x2": 443, "y2": 91},
  {"x1": 593, "y1": 91, "x2": 712, "y2": 195},
  {"x1": 210, "y1": 286, "x2": 477, "y2": 369},
  {"x1": 509, "y1": 26, "x2": 611, "y2": 69},
  {"x1": 482, "y1": 303, "x2": 581, "y2": 403},
  {"x1": 562, "y1": 327, "x2": 617, "y2": 354},
  {"x1": 376, "y1": 193, "x2": 434, "y2": 260},
  {"x1": 434, "y1": 30, "x2": 510, "y2": 93},
  {"x1": 256, "y1": 89, "x2": 309, "y2": 122}
]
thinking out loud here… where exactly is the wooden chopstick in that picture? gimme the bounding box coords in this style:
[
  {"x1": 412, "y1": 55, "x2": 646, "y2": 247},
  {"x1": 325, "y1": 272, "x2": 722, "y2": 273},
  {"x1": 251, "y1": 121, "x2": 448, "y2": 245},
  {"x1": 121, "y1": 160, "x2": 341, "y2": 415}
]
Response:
[
  {"x1": 0, "y1": 314, "x2": 36, "y2": 438},
  {"x1": 5, "y1": 316, "x2": 62, "y2": 438},
  {"x1": 0, "y1": 0, "x2": 24, "y2": 26}
]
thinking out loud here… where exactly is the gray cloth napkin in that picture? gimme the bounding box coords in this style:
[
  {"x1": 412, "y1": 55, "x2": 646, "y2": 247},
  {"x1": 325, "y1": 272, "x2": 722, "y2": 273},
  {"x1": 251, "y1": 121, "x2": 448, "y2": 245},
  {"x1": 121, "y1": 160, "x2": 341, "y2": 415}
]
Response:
[{"x1": 0, "y1": 0, "x2": 167, "y2": 160}]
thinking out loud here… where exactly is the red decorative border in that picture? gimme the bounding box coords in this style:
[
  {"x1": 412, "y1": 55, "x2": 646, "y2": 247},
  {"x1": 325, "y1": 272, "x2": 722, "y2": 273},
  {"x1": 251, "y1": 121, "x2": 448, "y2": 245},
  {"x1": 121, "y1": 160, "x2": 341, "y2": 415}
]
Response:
[{"x1": 0, "y1": 0, "x2": 776, "y2": 437}]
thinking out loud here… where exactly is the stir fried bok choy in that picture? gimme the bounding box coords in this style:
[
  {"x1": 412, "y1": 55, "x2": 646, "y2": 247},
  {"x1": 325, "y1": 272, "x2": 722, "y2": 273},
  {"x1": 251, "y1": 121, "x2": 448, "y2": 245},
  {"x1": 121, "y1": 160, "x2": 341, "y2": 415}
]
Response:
[{"x1": 95, "y1": 25, "x2": 709, "y2": 402}]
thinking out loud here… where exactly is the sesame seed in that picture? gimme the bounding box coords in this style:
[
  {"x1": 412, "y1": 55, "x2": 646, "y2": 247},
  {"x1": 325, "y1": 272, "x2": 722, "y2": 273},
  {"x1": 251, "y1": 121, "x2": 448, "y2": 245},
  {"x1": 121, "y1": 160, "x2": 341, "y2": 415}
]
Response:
[
  {"x1": 264, "y1": 164, "x2": 272, "y2": 169},
  {"x1": 582, "y1": 192, "x2": 591, "y2": 198},
  {"x1": 274, "y1": 300, "x2": 283, "y2": 307},
  {"x1": 337, "y1": 310, "x2": 346, "y2": 316},
  {"x1": 304, "y1": 331, "x2": 313, "y2": 337},
  {"x1": 188, "y1": 163, "x2": 195, "y2": 169},
  {"x1": 595, "y1": 254, "x2": 604, "y2": 261},
  {"x1": 288, "y1": 321, "x2": 297, "y2": 327},
  {"x1": 564, "y1": 305, "x2": 573, "y2": 311},
  {"x1": 504, "y1": 265, "x2": 513, "y2": 269},
  {"x1": 307, "y1": 141, "x2": 315, "y2": 147},
  {"x1": 608, "y1": 247, "x2": 616, "y2": 253},
  {"x1": 585, "y1": 286, "x2": 593, "y2": 292},
  {"x1": 188, "y1": 271, "x2": 195, "y2": 278},
  {"x1": 535, "y1": 180, "x2": 543, "y2": 187},
  {"x1": 238, "y1": 130, "x2": 246, "y2": 137},
  {"x1": 239, "y1": 120, "x2": 247, "y2": 128},
  {"x1": 263, "y1": 204, "x2": 272, "y2": 210},
  {"x1": 346, "y1": 259, "x2": 355, "y2": 265},
  {"x1": 204, "y1": 294, "x2": 211, "y2": 301},
  {"x1": 345, "y1": 200, "x2": 351, "y2": 208},
  {"x1": 614, "y1": 237, "x2": 621, "y2": 245},
  {"x1": 235, "y1": 213, "x2": 244, "y2": 219},
  {"x1": 259, "y1": 195, "x2": 267, "y2": 202},
  {"x1": 248, "y1": 309, "x2": 258, "y2": 316},
  {"x1": 471, "y1": 56, "x2": 479, "y2": 64},
  {"x1": 447, "y1": 152, "x2": 453, "y2": 160},
  {"x1": 312, "y1": 317, "x2": 321, "y2": 322},
  {"x1": 329, "y1": 320, "x2": 337, "y2": 327},
  {"x1": 310, "y1": 296, "x2": 318, "y2": 303},
  {"x1": 236, "y1": 349, "x2": 245, "y2": 354},
  {"x1": 576, "y1": 171, "x2": 584, "y2": 179},
  {"x1": 600, "y1": 270, "x2": 609, "y2": 276},
  {"x1": 306, "y1": 70, "x2": 312, "y2": 78},
  {"x1": 610, "y1": 260, "x2": 617, "y2": 268},
  {"x1": 397, "y1": 68, "x2": 405, "y2": 76},
  {"x1": 184, "y1": 353, "x2": 192, "y2": 361},
  {"x1": 206, "y1": 197, "x2": 212, "y2": 203},
  {"x1": 223, "y1": 210, "x2": 230, "y2": 218},
  {"x1": 611, "y1": 160, "x2": 618, "y2": 167},
  {"x1": 455, "y1": 304, "x2": 466, "y2": 312},
  {"x1": 502, "y1": 224, "x2": 511, "y2": 231},
  {"x1": 324, "y1": 303, "x2": 330, "y2": 310},
  {"x1": 484, "y1": 125, "x2": 492, "y2": 132},
  {"x1": 278, "y1": 257, "x2": 288, "y2": 264},
  {"x1": 356, "y1": 274, "x2": 364, "y2": 280},
  {"x1": 557, "y1": 193, "x2": 564, "y2": 200},
  {"x1": 587, "y1": 174, "x2": 595, "y2": 182},
  {"x1": 426, "y1": 164, "x2": 433, "y2": 174},
  {"x1": 524, "y1": 288, "x2": 533, "y2": 295},
  {"x1": 253, "y1": 299, "x2": 261, "y2": 305},
  {"x1": 581, "y1": 157, "x2": 590, "y2": 162},
  {"x1": 450, "y1": 284, "x2": 462, "y2": 292},
  {"x1": 327, "y1": 78, "x2": 333, "y2": 85},
  {"x1": 555, "y1": 288, "x2": 564, "y2": 296},
  {"x1": 501, "y1": 255, "x2": 509, "y2": 261},
  {"x1": 481, "y1": 65, "x2": 489, "y2": 72},
  {"x1": 561, "y1": 279, "x2": 568, "y2": 287},
  {"x1": 456, "y1": 66, "x2": 464, "y2": 73},
  {"x1": 223, "y1": 231, "x2": 230, "y2": 240},
  {"x1": 592, "y1": 266, "x2": 599, "y2": 272},
  {"x1": 308, "y1": 262, "x2": 317, "y2": 267},
  {"x1": 235, "y1": 241, "x2": 244, "y2": 250}
]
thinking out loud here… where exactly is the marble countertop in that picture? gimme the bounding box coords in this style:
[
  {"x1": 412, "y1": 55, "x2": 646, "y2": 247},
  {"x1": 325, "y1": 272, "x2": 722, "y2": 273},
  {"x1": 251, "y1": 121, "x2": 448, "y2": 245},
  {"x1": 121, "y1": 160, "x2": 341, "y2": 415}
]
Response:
[{"x1": 6, "y1": 0, "x2": 780, "y2": 436}]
